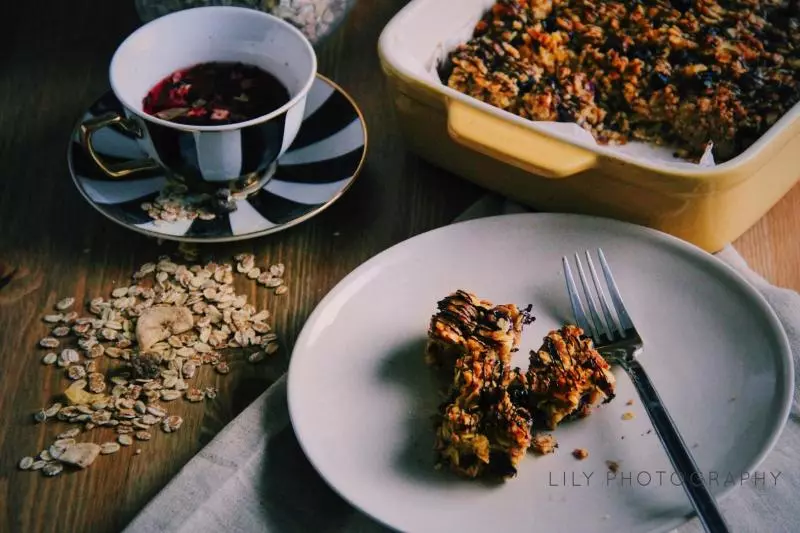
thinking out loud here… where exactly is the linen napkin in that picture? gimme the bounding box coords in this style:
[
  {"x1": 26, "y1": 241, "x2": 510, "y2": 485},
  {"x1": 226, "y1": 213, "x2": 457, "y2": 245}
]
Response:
[{"x1": 124, "y1": 195, "x2": 800, "y2": 533}]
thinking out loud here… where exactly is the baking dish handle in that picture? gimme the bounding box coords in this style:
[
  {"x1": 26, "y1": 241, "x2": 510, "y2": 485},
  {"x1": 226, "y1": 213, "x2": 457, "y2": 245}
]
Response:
[{"x1": 446, "y1": 99, "x2": 597, "y2": 179}]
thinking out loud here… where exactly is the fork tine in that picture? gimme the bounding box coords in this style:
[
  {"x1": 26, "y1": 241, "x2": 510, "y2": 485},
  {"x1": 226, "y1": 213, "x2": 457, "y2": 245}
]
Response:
[
  {"x1": 597, "y1": 248, "x2": 635, "y2": 332},
  {"x1": 585, "y1": 250, "x2": 624, "y2": 339},
  {"x1": 562, "y1": 257, "x2": 594, "y2": 337},
  {"x1": 574, "y1": 253, "x2": 611, "y2": 341}
]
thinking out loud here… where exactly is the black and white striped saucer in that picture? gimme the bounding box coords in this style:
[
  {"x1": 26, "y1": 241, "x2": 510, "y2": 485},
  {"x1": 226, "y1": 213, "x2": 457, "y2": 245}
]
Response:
[{"x1": 67, "y1": 74, "x2": 366, "y2": 243}]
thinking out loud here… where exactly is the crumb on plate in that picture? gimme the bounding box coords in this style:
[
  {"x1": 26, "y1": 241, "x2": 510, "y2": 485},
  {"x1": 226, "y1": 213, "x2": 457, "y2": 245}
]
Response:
[{"x1": 572, "y1": 448, "x2": 589, "y2": 460}]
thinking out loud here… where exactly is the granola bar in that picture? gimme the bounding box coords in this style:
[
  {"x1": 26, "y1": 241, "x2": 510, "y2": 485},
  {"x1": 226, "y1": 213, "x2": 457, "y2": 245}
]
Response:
[
  {"x1": 442, "y1": 0, "x2": 800, "y2": 162},
  {"x1": 434, "y1": 350, "x2": 534, "y2": 479},
  {"x1": 526, "y1": 325, "x2": 616, "y2": 429},
  {"x1": 426, "y1": 291, "x2": 535, "y2": 479},
  {"x1": 425, "y1": 290, "x2": 530, "y2": 370}
]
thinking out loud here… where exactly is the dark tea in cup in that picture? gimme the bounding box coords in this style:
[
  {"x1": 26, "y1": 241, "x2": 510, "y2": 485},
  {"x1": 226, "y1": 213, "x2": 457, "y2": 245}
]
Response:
[
  {"x1": 142, "y1": 61, "x2": 291, "y2": 126},
  {"x1": 81, "y1": 6, "x2": 317, "y2": 187}
]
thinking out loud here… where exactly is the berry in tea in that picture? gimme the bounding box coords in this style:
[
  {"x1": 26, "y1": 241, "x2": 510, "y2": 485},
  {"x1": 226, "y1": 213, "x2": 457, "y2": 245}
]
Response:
[{"x1": 142, "y1": 62, "x2": 290, "y2": 126}]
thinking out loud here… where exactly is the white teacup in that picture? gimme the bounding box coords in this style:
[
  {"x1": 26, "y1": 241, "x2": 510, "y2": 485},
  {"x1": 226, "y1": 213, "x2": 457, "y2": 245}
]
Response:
[{"x1": 81, "y1": 6, "x2": 317, "y2": 192}]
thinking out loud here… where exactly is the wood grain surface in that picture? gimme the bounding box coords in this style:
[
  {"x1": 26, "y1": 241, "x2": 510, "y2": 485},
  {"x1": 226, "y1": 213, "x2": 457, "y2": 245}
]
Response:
[{"x1": 1, "y1": 2, "x2": 799, "y2": 532}]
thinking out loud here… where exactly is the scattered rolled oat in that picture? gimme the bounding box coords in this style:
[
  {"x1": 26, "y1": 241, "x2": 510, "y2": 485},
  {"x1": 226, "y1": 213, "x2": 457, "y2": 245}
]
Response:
[
  {"x1": 140, "y1": 181, "x2": 219, "y2": 223},
  {"x1": 247, "y1": 351, "x2": 265, "y2": 364},
  {"x1": 88, "y1": 374, "x2": 106, "y2": 394},
  {"x1": 67, "y1": 365, "x2": 87, "y2": 380},
  {"x1": 236, "y1": 254, "x2": 255, "y2": 274},
  {"x1": 134, "y1": 430, "x2": 153, "y2": 440},
  {"x1": 622, "y1": 412, "x2": 635, "y2": 421},
  {"x1": 160, "y1": 390, "x2": 181, "y2": 401},
  {"x1": 275, "y1": 286, "x2": 288, "y2": 296},
  {"x1": 52, "y1": 326, "x2": 71, "y2": 337},
  {"x1": 39, "y1": 337, "x2": 59, "y2": 349},
  {"x1": 162, "y1": 415, "x2": 183, "y2": 433},
  {"x1": 269, "y1": 263, "x2": 284, "y2": 277},
  {"x1": 58, "y1": 428, "x2": 81, "y2": 439},
  {"x1": 265, "y1": 342, "x2": 279, "y2": 355},
  {"x1": 101, "y1": 442, "x2": 121, "y2": 454},
  {"x1": 61, "y1": 348, "x2": 79, "y2": 365},
  {"x1": 44, "y1": 403, "x2": 62, "y2": 418},
  {"x1": 263, "y1": 277, "x2": 283, "y2": 289},
  {"x1": 22, "y1": 253, "x2": 286, "y2": 477},
  {"x1": 56, "y1": 297, "x2": 75, "y2": 311},
  {"x1": 54, "y1": 438, "x2": 76, "y2": 448},
  {"x1": 185, "y1": 388, "x2": 205, "y2": 402},
  {"x1": 182, "y1": 361, "x2": 197, "y2": 379},
  {"x1": 49, "y1": 443, "x2": 68, "y2": 460},
  {"x1": 42, "y1": 463, "x2": 64, "y2": 477},
  {"x1": 141, "y1": 414, "x2": 159, "y2": 425},
  {"x1": 112, "y1": 287, "x2": 129, "y2": 298},
  {"x1": 18, "y1": 456, "x2": 34, "y2": 470}
]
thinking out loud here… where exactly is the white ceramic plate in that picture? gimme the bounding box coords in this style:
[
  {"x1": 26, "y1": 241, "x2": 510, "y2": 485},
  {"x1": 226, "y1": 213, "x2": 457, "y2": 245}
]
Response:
[{"x1": 288, "y1": 214, "x2": 793, "y2": 533}]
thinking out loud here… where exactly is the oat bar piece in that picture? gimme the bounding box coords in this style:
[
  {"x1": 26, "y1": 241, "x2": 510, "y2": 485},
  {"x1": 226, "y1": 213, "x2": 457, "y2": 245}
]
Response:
[
  {"x1": 426, "y1": 290, "x2": 535, "y2": 479},
  {"x1": 433, "y1": 349, "x2": 534, "y2": 479},
  {"x1": 526, "y1": 325, "x2": 616, "y2": 429},
  {"x1": 425, "y1": 290, "x2": 528, "y2": 370}
]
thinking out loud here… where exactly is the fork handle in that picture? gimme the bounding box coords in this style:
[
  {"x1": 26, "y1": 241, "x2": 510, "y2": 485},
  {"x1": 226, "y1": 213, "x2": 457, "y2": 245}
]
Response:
[{"x1": 622, "y1": 359, "x2": 731, "y2": 533}]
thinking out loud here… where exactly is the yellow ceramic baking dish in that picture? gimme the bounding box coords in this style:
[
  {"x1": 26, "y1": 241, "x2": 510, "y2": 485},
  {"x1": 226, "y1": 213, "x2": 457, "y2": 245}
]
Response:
[{"x1": 377, "y1": 0, "x2": 800, "y2": 252}]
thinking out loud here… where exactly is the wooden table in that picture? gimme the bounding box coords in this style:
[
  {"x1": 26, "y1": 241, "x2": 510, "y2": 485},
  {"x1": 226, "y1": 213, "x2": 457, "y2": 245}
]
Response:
[{"x1": 1, "y1": 1, "x2": 799, "y2": 532}]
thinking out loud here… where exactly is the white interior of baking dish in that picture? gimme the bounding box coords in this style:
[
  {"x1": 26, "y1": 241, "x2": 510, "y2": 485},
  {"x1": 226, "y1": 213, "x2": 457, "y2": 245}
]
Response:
[{"x1": 379, "y1": 0, "x2": 800, "y2": 173}]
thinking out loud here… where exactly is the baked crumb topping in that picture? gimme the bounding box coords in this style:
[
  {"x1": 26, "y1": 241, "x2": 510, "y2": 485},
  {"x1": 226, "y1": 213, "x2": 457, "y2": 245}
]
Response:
[{"x1": 442, "y1": 0, "x2": 800, "y2": 162}]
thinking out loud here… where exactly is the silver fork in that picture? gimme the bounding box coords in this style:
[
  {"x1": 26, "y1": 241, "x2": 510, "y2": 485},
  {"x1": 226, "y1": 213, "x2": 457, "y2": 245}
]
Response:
[{"x1": 562, "y1": 249, "x2": 730, "y2": 533}]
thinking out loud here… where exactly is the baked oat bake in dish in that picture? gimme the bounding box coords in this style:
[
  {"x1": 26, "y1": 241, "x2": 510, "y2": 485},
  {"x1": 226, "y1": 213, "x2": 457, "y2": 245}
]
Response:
[
  {"x1": 441, "y1": 0, "x2": 800, "y2": 161},
  {"x1": 526, "y1": 325, "x2": 617, "y2": 429}
]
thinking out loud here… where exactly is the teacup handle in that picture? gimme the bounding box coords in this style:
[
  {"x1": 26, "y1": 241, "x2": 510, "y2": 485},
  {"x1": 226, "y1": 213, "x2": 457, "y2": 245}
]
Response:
[{"x1": 80, "y1": 112, "x2": 161, "y2": 179}]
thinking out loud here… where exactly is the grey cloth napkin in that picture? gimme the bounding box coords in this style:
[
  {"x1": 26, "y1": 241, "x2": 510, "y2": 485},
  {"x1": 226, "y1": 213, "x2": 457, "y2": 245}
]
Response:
[{"x1": 125, "y1": 195, "x2": 800, "y2": 533}]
